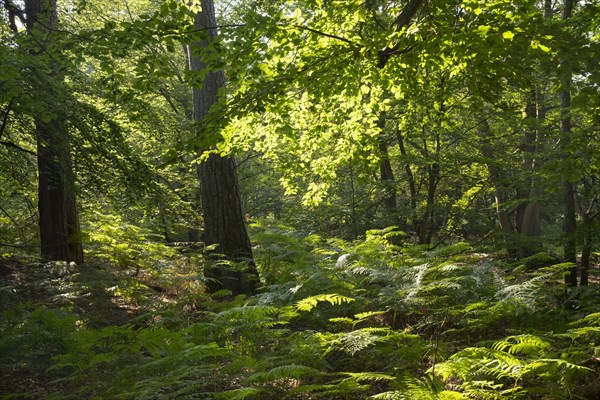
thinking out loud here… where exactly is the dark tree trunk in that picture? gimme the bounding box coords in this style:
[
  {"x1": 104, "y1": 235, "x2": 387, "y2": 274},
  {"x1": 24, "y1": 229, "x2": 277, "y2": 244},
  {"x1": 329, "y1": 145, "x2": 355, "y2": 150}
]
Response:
[
  {"x1": 420, "y1": 160, "x2": 439, "y2": 245},
  {"x1": 579, "y1": 213, "x2": 592, "y2": 286},
  {"x1": 563, "y1": 178, "x2": 577, "y2": 286},
  {"x1": 416, "y1": 124, "x2": 441, "y2": 246},
  {"x1": 190, "y1": 0, "x2": 258, "y2": 295},
  {"x1": 396, "y1": 129, "x2": 418, "y2": 238},
  {"x1": 515, "y1": 89, "x2": 542, "y2": 258},
  {"x1": 561, "y1": 0, "x2": 577, "y2": 286},
  {"x1": 478, "y1": 119, "x2": 518, "y2": 257},
  {"x1": 26, "y1": 0, "x2": 83, "y2": 263},
  {"x1": 378, "y1": 141, "x2": 398, "y2": 218},
  {"x1": 37, "y1": 120, "x2": 83, "y2": 263},
  {"x1": 377, "y1": 117, "x2": 402, "y2": 234},
  {"x1": 378, "y1": 138, "x2": 404, "y2": 244},
  {"x1": 577, "y1": 178, "x2": 597, "y2": 286}
]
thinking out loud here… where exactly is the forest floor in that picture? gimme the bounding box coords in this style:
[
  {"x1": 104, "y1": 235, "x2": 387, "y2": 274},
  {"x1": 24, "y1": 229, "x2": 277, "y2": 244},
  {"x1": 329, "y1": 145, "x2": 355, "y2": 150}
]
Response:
[
  {"x1": 0, "y1": 259, "x2": 148, "y2": 397},
  {"x1": 2, "y1": 250, "x2": 600, "y2": 399}
]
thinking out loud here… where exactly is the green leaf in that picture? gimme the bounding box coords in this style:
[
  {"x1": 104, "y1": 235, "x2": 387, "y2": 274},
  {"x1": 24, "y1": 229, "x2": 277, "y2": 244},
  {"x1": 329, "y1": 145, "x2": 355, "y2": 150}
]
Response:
[{"x1": 502, "y1": 31, "x2": 515, "y2": 40}]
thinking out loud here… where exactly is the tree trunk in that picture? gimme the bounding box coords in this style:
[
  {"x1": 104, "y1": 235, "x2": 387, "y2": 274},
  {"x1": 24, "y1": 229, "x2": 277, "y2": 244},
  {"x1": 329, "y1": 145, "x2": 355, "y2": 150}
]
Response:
[
  {"x1": 579, "y1": 212, "x2": 592, "y2": 286},
  {"x1": 420, "y1": 160, "x2": 439, "y2": 245},
  {"x1": 377, "y1": 117, "x2": 401, "y2": 234},
  {"x1": 190, "y1": 0, "x2": 258, "y2": 295},
  {"x1": 26, "y1": 0, "x2": 83, "y2": 263},
  {"x1": 417, "y1": 130, "x2": 440, "y2": 246},
  {"x1": 396, "y1": 129, "x2": 418, "y2": 239},
  {"x1": 378, "y1": 140, "x2": 398, "y2": 217},
  {"x1": 478, "y1": 119, "x2": 518, "y2": 257},
  {"x1": 515, "y1": 89, "x2": 542, "y2": 258},
  {"x1": 560, "y1": 0, "x2": 577, "y2": 286}
]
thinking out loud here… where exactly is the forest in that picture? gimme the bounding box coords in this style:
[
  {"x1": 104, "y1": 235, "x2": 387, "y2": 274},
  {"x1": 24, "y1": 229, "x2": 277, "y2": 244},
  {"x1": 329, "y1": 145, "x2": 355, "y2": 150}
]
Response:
[{"x1": 1, "y1": 0, "x2": 600, "y2": 398}]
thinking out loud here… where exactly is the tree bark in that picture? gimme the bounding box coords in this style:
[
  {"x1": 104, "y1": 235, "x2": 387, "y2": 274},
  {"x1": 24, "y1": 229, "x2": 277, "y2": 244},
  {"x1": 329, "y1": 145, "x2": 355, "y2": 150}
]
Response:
[
  {"x1": 396, "y1": 129, "x2": 419, "y2": 238},
  {"x1": 560, "y1": 0, "x2": 577, "y2": 286},
  {"x1": 37, "y1": 119, "x2": 83, "y2": 263},
  {"x1": 190, "y1": 0, "x2": 258, "y2": 295},
  {"x1": 25, "y1": 0, "x2": 83, "y2": 263},
  {"x1": 417, "y1": 131, "x2": 439, "y2": 245},
  {"x1": 515, "y1": 89, "x2": 542, "y2": 258},
  {"x1": 579, "y1": 212, "x2": 592, "y2": 286},
  {"x1": 377, "y1": 117, "x2": 401, "y2": 232},
  {"x1": 478, "y1": 119, "x2": 518, "y2": 257},
  {"x1": 378, "y1": 140, "x2": 398, "y2": 216},
  {"x1": 420, "y1": 157, "x2": 439, "y2": 245}
]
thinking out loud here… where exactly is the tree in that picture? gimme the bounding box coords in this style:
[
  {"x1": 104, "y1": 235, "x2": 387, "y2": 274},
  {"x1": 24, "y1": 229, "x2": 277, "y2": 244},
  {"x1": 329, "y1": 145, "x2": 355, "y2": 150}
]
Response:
[
  {"x1": 190, "y1": 0, "x2": 258, "y2": 294},
  {"x1": 560, "y1": 0, "x2": 578, "y2": 286},
  {"x1": 22, "y1": 0, "x2": 83, "y2": 263}
]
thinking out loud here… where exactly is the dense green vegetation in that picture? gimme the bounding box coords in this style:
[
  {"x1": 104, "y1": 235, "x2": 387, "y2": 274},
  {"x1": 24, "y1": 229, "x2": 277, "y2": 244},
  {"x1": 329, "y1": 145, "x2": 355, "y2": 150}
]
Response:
[
  {"x1": 1, "y1": 0, "x2": 600, "y2": 398},
  {"x1": 2, "y1": 226, "x2": 600, "y2": 398}
]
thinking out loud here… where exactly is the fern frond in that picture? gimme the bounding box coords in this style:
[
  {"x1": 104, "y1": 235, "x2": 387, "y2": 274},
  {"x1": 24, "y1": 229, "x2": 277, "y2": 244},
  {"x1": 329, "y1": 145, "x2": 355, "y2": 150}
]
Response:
[
  {"x1": 563, "y1": 326, "x2": 600, "y2": 340},
  {"x1": 341, "y1": 371, "x2": 396, "y2": 383},
  {"x1": 429, "y1": 242, "x2": 473, "y2": 257},
  {"x1": 214, "y1": 387, "x2": 264, "y2": 400},
  {"x1": 354, "y1": 311, "x2": 387, "y2": 320},
  {"x1": 438, "y1": 391, "x2": 470, "y2": 399},
  {"x1": 438, "y1": 263, "x2": 466, "y2": 273},
  {"x1": 247, "y1": 364, "x2": 318, "y2": 383},
  {"x1": 574, "y1": 311, "x2": 600, "y2": 326},
  {"x1": 296, "y1": 379, "x2": 369, "y2": 396},
  {"x1": 432, "y1": 346, "x2": 522, "y2": 381},
  {"x1": 329, "y1": 317, "x2": 354, "y2": 325},
  {"x1": 521, "y1": 358, "x2": 592, "y2": 376},
  {"x1": 371, "y1": 391, "x2": 404, "y2": 399},
  {"x1": 295, "y1": 294, "x2": 355, "y2": 312},
  {"x1": 492, "y1": 334, "x2": 550, "y2": 355},
  {"x1": 494, "y1": 273, "x2": 551, "y2": 306},
  {"x1": 216, "y1": 305, "x2": 281, "y2": 324},
  {"x1": 338, "y1": 330, "x2": 382, "y2": 355},
  {"x1": 372, "y1": 373, "x2": 451, "y2": 400}
]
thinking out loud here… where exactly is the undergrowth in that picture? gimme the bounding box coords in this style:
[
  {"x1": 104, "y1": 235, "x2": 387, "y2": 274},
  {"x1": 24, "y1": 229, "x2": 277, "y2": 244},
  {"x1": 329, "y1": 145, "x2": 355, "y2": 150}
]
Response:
[{"x1": 1, "y1": 221, "x2": 600, "y2": 399}]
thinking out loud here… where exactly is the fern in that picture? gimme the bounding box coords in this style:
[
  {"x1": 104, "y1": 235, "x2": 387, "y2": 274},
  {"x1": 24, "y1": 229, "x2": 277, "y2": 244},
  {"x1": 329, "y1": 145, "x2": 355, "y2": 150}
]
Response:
[
  {"x1": 492, "y1": 334, "x2": 550, "y2": 355},
  {"x1": 295, "y1": 293, "x2": 355, "y2": 312},
  {"x1": 574, "y1": 311, "x2": 600, "y2": 326},
  {"x1": 214, "y1": 387, "x2": 264, "y2": 400},
  {"x1": 338, "y1": 329, "x2": 384, "y2": 355},
  {"x1": 216, "y1": 305, "x2": 283, "y2": 325},
  {"x1": 521, "y1": 358, "x2": 591, "y2": 376},
  {"x1": 6, "y1": 225, "x2": 600, "y2": 400},
  {"x1": 247, "y1": 364, "x2": 319, "y2": 383},
  {"x1": 372, "y1": 373, "x2": 462, "y2": 400},
  {"x1": 342, "y1": 371, "x2": 396, "y2": 383}
]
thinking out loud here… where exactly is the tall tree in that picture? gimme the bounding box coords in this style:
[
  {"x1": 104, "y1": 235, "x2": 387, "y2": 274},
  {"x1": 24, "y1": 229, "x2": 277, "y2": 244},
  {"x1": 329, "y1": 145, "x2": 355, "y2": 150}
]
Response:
[
  {"x1": 190, "y1": 0, "x2": 258, "y2": 294},
  {"x1": 24, "y1": 0, "x2": 83, "y2": 263},
  {"x1": 515, "y1": 89, "x2": 543, "y2": 258},
  {"x1": 560, "y1": 0, "x2": 577, "y2": 286},
  {"x1": 377, "y1": 116, "x2": 401, "y2": 229}
]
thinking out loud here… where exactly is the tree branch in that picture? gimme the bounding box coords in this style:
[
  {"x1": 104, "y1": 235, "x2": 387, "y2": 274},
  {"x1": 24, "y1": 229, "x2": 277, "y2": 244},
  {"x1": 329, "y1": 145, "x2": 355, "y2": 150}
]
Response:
[
  {"x1": 287, "y1": 24, "x2": 359, "y2": 46},
  {"x1": 0, "y1": 140, "x2": 36, "y2": 156},
  {"x1": 377, "y1": 0, "x2": 426, "y2": 68},
  {"x1": 1, "y1": 0, "x2": 26, "y2": 32},
  {"x1": 0, "y1": 99, "x2": 14, "y2": 140}
]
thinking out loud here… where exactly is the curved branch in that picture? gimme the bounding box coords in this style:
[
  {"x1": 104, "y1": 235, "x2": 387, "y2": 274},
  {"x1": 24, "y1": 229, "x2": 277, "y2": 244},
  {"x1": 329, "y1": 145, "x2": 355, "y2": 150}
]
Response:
[
  {"x1": 378, "y1": 0, "x2": 426, "y2": 68},
  {"x1": 1, "y1": 0, "x2": 26, "y2": 32},
  {"x1": 0, "y1": 140, "x2": 36, "y2": 156},
  {"x1": 0, "y1": 99, "x2": 14, "y2": 140},
  {"x1": 287, "y1": 24, "x2": 359, "y2": 46}
]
